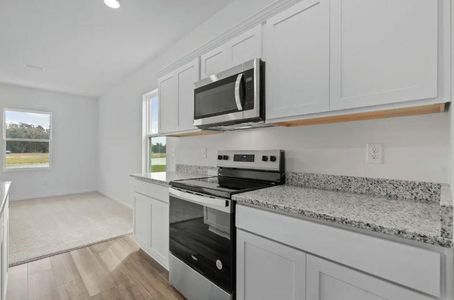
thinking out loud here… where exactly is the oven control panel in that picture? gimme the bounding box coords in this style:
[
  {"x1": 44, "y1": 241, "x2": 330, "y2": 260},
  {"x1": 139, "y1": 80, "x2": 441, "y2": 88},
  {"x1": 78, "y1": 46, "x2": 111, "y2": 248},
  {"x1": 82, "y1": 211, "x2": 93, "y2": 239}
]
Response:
[{"x1": 217, "y1": 150, "x2": 283, "y2": 171}]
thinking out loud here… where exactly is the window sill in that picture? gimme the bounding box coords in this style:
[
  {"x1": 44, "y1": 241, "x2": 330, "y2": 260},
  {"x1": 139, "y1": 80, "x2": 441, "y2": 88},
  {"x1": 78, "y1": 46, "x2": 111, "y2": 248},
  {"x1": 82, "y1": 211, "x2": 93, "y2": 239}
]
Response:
[{"x1": 3, "y1": 166, "x2": 51, "y2": 172}]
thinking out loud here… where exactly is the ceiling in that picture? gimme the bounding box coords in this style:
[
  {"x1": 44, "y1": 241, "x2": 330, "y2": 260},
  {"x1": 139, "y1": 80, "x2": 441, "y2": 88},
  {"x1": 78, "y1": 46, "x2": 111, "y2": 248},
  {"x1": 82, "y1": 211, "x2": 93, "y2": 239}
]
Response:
[{"x1": 0, "y1": 0, "x2": 231, "y2": 98}]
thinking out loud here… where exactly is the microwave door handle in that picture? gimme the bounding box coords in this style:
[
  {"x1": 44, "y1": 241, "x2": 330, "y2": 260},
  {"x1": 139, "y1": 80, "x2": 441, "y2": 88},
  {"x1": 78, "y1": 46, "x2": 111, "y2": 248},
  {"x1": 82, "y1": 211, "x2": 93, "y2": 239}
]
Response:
[{"x1": 234, "y1": 73, "x2": 244, "y2": 111}]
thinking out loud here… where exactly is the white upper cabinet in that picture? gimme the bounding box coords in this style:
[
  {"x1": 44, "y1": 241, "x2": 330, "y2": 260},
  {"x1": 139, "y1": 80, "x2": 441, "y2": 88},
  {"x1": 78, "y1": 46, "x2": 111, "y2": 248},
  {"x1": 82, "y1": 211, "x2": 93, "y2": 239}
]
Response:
[
  {"x1": 265, "y1": 0, "x2": 330, "y2": 121},
  {"x1": 200, "y1": 45, "x2": 228, "y2": 79},
  {"x1": 159, "y1": 58, "x2": 200, "y2": 134},
  {"x1": 201, "y1": 25, "x2": 262, "y2": 79},
  {"x1": 227, "y1": 25, "x2": 262, "y2": 67},
  {"x1": 330, "y1": 0, "x2": 439, "y2": 110},
  {"x1": 177, "y1": 58, "x2": 200, "y2": 132},
  {"x1": 158, "y1": 73, "x2": 178, "y2": 134}
]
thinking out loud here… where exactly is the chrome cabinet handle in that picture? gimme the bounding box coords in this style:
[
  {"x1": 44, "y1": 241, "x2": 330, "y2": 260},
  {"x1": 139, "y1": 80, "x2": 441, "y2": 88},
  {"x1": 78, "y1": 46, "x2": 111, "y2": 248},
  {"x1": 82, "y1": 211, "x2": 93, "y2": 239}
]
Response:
[{"x1": 234, "y1": 73, "x2": 244, "y2": 111}]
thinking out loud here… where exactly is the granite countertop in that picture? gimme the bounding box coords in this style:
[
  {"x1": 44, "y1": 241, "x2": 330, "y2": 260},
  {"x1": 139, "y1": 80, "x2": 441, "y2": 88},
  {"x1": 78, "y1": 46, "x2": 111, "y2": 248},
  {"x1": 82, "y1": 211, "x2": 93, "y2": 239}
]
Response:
[
  {"x1": 130, "y1": 164, "x2": 217, "y2": 186},
  {"x1": 0, "y1": 182, "x2": 11, "y2": 214},
  {"x1": 233, "y1": 183, "x2": 453, "y2": 248},
  {"x1": 130, "y1": 171, "x2": 206, "y2": 186}
]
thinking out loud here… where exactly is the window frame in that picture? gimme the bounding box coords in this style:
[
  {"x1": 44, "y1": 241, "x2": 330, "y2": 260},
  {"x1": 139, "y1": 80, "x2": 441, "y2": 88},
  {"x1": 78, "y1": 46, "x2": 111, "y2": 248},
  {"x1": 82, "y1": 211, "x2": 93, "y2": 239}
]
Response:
[
  {"x1": 2, "y1": 108, "x2": 53, "y2": 171},
  {"x1": 142, "y1": 89, "x2": 166, "y2": 173}
]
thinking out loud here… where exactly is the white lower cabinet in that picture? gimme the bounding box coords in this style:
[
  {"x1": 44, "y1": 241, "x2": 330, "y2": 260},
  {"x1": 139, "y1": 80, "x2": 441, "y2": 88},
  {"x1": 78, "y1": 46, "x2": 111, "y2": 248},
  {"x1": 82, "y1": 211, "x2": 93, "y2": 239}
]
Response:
[
  {"x1": 2, "y1": 199, "x2": 8, "y2": 300},
  {"x1": 306, "y1": 255, "x2": 433, "y2": 300},
  {"x1": 236, "y1": 205, "x2": 449, "y2": 300},
  {"x1": 132, "y1": 179, "x2": 169, "y2": 269},
  {"x1": 237, "y1": 229, "x2": 306, "y2": 300},
  {"x1": 0, "y1": 195, "x2": 9, "y2": 300}
]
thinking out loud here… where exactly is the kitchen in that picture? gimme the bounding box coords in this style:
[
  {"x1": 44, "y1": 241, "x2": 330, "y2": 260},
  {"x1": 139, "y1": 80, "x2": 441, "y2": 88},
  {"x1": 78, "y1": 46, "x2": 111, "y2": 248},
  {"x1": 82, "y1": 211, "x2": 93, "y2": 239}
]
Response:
[{"x1": 0, "y1": 0, "x2": 453, "y2": 299}]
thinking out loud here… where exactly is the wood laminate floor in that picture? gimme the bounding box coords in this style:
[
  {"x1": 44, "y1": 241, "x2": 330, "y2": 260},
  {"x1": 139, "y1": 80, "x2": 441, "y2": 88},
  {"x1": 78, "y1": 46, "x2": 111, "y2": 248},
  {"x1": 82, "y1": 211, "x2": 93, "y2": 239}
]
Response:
[{"x1": 7, "y1": 236, "x2": 185, "y2": 300}]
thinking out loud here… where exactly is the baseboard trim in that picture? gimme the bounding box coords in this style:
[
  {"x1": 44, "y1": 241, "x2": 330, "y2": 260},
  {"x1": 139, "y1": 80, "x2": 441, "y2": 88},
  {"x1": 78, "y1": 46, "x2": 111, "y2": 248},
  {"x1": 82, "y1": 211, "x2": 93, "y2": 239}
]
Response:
[
  {"x1": 96, "y1": 190, "x2": 133, "y2": 210},
  {"x1": 10, "y1": 190, "x2": 99, "y2": 202}
]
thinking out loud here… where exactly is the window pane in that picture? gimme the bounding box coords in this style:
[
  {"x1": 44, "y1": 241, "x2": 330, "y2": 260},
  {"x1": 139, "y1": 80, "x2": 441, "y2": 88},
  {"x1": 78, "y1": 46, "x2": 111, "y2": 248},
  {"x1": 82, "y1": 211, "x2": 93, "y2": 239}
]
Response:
[
  {"x1": 149, "y1": 95, "x2": 159, "y2": 135},
  {"x1": 149, "y1": 137, "x2": 166, "y2": 172},
  {"x1": 5, "y1": 141, "x2": 49, "y2": 168},
  {"x1": 5, "y1": 110, "x2": 51, "y2": 139}
]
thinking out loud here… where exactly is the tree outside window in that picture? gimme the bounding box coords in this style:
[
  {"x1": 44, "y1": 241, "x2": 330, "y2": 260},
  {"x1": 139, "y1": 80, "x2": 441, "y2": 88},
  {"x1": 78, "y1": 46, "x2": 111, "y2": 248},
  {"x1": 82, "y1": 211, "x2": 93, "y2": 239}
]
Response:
[
  {"x1": 143, "y1": 90, "x2": 166, "y2": 173},
  {"x1": 3, "y1": 109, "x2": 52, "y2": 169}
]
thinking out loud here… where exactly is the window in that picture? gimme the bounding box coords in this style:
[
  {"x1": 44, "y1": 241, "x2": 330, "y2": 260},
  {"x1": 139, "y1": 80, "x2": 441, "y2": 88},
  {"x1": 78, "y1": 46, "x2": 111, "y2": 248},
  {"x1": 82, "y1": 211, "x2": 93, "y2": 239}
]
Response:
[
  {"x1": 3, "y1": 109, "x2": 52, "y2": 169},
  {"x1": 143, "y1": 90, "x2": 166, "y2": 173}
]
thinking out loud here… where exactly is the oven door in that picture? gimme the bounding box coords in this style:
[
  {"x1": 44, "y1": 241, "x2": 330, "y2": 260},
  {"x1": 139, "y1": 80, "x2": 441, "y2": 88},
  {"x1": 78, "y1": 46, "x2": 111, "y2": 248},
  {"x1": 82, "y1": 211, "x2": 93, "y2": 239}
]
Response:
[
  {"x1": 169, "y1": 187, "x2": 235, "y2": 295},
  {"x1": 193, "y1": 58, "x2": 261, "y2": 128}
]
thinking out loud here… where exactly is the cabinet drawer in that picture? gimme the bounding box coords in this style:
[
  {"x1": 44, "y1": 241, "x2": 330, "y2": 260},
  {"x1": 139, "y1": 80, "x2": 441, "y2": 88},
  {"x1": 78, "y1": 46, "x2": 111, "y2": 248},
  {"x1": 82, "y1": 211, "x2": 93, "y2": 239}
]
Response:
[
  {"x1": 236, "y1": 205, "x2": 441, "y2": 297},
  {"x1": 132, "y1": 179, "x2": 169, "y2": 203}
]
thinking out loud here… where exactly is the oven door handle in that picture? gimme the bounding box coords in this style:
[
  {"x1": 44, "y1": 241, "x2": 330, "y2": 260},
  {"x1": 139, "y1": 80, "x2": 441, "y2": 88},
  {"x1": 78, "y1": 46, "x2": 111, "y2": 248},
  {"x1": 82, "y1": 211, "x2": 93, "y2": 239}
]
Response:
[
  {"x1": 169, "y1": 188, "x2": 231, "y2": 213},
  {"x1": 234, "y1": 73, "x2": 244, "y2": 111}
]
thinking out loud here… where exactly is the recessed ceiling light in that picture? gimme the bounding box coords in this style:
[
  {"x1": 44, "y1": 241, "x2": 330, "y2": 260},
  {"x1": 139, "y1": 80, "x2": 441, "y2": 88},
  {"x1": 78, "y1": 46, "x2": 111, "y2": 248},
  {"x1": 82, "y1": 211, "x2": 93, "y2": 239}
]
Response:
[
  {"x1": 24, "y1": 64, "x2": 45, "y2": 72},
  {"x1": 104, "y1": 0, "x2": 120, "y2": 9}
]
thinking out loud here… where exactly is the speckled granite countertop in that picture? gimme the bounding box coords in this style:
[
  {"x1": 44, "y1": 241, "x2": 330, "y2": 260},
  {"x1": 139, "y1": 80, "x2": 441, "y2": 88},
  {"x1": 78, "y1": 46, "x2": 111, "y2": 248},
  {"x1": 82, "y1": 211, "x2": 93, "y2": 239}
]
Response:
[
  {"x1": 130, "y1": 164, "x2": 217, "y2": 186},
  {"x1": 233, "y1": 183, "x2": 453, "y2": 248},
  {"x1": 130, "y1": 172, "x2": 202, "y2": 186},
  {"x1": 0, "y1": 182, "x2": 11, "y2": 214}
]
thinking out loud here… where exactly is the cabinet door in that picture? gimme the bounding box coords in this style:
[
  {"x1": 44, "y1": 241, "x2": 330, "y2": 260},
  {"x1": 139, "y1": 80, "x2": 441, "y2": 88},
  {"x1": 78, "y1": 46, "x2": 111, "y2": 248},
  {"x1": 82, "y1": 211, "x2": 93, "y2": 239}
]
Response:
[
  {"x1": 237, "y1": 230, "x2": 305, "y2": 300},
  {"x1": 150, "y1": 198, "x2": 169, "y2": 269},
  {"x1": 177, "y1": 58, "x2": 200, "y2": 132},
  {"x1": 2, "y1": 200, "x2": 7, "y2": 300},
  {"x1": 227, "y1": 25, "x2": 262, "y2": 66},
  {"x1": 265, "y1": 0, "x2": 329, "y2": 121},
  {"x1": 200, "y1": 45, "x2": 228, "y2": 79},
  {"x1": 158, "y1": 72, "x2": 178, "y2": 134},
  {"x1": 330, "y1": 0, "x2": 438, "y2": 110},
  {"x1": 134, "y1": 193, "x2": 152, "y2": 251},
  {"x1": 306, "y1": 255, "x2": 433, "y2": 300}
]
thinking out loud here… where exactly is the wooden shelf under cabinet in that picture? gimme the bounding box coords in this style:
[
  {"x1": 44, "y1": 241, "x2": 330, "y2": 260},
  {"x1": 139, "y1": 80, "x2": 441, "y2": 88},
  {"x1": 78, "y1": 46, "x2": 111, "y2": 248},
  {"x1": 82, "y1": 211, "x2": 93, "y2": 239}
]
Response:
[{"x1": 273, "y1": 103, "x2": 448, "y2": 127}]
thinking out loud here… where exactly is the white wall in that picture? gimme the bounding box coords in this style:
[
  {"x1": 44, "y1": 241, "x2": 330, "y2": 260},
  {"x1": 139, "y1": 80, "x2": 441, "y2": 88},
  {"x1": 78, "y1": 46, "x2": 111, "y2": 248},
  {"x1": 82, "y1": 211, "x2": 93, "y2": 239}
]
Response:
[
  {"x1": 0, "y1": 83, "x2": 98, "y2": 200},
  {"x1": 174, "y1": 114, "x2": 449, "y2": 183},
  {"x1": 98, "y1": 0, "x2": 450, "y2": 207}
]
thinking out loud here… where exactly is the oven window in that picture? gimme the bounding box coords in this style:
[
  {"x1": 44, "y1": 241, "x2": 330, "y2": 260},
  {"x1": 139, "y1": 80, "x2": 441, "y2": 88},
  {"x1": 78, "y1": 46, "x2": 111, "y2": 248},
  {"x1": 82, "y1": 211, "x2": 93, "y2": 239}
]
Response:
[
  {"x1": 169, "y1": 196, "x2": 233, "y2": 293},
  {"x1": 194, "y1": 74, "x2": 241, "y2": 119}
]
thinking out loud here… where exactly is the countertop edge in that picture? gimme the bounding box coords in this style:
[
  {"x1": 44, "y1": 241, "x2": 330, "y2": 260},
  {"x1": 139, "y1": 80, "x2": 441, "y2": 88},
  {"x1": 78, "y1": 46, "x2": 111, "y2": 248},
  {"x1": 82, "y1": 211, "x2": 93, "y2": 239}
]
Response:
[
  {"x1": 233, "y1": 188, "x2": 453, "y2": 248},
  {"x1": 130, "y1": 173, "x2": 169, "y2": 186},
  {"x1": 0, "y1": 181, "x2": 11, "y2": 215}
]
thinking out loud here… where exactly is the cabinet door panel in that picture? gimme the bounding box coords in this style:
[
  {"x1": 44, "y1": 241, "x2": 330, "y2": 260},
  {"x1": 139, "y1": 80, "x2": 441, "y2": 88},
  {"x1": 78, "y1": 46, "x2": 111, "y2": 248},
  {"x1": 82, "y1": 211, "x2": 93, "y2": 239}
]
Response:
[
  {"x1": 237, "y1": 230, "x2": 305, "y2": 300},
  {"x1": 177, "y1": 58, "x2": 200, "y2": 132},
  {"x1": 158, "y1": 73, "x2": 178, "y2": 133},
  {"x1": 330, "y1": 0, "x2": 438, "y2": 110},
  {"x1": 228, "y1": 25, "x2": 262, "y2": 66},
  {"x1": 2, "y1": 201, "x2": 7, "y2": 300},
  {"x1": 134, "y1": 193, "x2": 152, "y2": 250},
  {"x1": 200, "y1": 45, "x2": 227, "y2": 79},
  {"x1": 150, "y1": 198, "x2": 169, "y2": 268},
  {"x1": 306, "y1": 255, "x2": 433, "y2": 300},
  {"x1": 265, "y1": 0, "x2": 329, "y2": 121}
]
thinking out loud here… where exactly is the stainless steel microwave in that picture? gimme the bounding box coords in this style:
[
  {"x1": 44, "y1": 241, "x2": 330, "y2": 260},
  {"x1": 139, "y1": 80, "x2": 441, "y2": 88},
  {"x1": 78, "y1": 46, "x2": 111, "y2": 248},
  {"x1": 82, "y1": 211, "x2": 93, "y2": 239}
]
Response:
[{"x1": 193, "y1": 58, "x2": 265, "y2": 130}]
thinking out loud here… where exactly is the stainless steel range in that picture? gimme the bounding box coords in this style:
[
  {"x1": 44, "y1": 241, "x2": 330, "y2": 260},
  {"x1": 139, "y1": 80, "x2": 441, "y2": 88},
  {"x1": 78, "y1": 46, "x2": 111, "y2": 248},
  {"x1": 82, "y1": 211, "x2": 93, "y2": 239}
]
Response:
[{"x1": 168, "y1": 150, "x2": 285, "y2": 300}]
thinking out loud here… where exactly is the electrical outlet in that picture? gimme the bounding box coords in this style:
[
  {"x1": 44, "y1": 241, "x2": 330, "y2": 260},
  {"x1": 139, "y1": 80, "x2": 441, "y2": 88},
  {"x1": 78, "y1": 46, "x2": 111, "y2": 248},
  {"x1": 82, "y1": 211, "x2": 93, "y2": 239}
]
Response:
[
  {"x1": 367, "y1": 143, "x2": 384, "y2": 164},
  {"x1": 201, "y1": 147, "x2": 207, "y2": 159}
]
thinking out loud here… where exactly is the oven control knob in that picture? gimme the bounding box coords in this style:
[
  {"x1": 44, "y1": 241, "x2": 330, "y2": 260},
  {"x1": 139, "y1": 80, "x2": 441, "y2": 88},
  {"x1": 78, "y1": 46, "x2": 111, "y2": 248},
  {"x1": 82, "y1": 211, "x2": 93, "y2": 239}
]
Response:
[
  {"x1": 218, "y1": 155, "x2": 223, "y2": 160},
  {"x1": 262, "y1": 155, "x2": 268, "y2": 162},
  {"x1": 223, "y1": 155, "x2": 229, "y2": 160},
  {"x1": 216, "y1": 259, "x2": 223, "y2": 270},
  {"x1": 270, "y1": 155, "x2": 277, "y2": 162}
]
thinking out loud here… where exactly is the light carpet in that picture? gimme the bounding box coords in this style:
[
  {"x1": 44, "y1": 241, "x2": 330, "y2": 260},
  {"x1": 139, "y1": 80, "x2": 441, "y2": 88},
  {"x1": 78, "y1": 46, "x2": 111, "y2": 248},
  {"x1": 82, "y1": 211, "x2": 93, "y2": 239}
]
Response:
[{"x1": 9, "y1": 191, "x2": 133, "y2": 266}]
